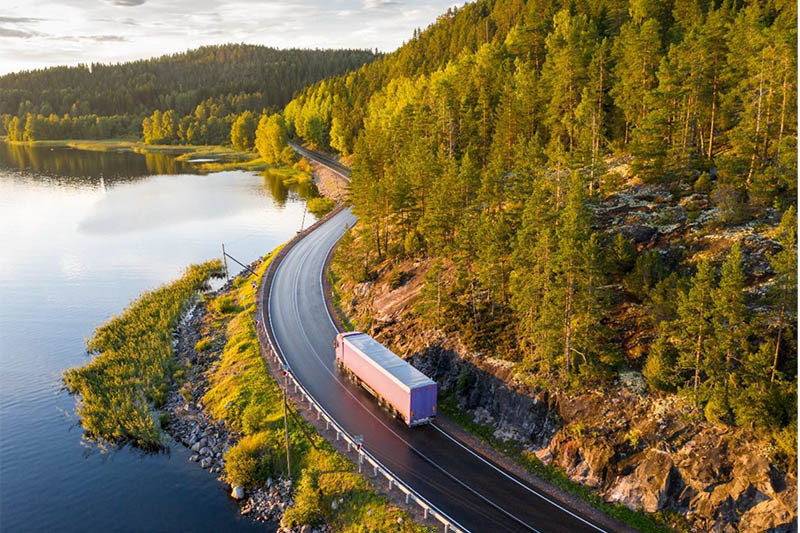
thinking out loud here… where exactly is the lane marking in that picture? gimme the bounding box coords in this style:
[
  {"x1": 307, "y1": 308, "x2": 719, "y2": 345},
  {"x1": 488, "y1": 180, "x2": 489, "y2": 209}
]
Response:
[
  {"x1": 430, "y1": 424, "x2": 608, "y2": 533},
  {"x1": 269, "y1": 214, "x2": 540, "y2": 532}
]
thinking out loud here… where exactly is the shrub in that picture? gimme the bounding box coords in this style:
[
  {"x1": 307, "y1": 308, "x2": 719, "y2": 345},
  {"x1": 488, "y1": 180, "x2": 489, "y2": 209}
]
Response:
[
  {"x1": 704, "y1": 384, "x2": 732, "y2": 425},
  {"x1": 307, "y1": 196, "x2": 335, "y2": 217},
  {"x1": 643, "y1": 336, "x2": 678, "y2": 391},
  {"x1": 625, "y1": 250, "x2": 666, "y2": 300},
  {"x1": 693, "y1": 172, "x2": 712, "y2": 194},
  {"x1": 711, "y1": 183, "x2": 749, "y2": 225},
  {"x1": 225, "y1": 431, "x2": 283, "y2": 488},
  {"x1": 195, "y1": 338, "x2": 212, "y2": 352}
]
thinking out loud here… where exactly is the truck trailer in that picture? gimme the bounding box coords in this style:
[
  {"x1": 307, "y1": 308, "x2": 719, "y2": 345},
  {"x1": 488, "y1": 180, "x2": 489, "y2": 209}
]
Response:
[{"x1": 335, "y1": 332, "x2": 437, "y2": 426}]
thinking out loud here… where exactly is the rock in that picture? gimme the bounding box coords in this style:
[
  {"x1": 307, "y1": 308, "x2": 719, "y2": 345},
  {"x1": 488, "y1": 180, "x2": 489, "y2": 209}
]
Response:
[
  {"x1": 231, "y1": 485, "x2": 245, "y2": 500},
  {"x1": 300, "y1": 526, "x2": 311, "y2": 533},
  {"x1": 191, "y1": 441, "x2": 201, "y2": 452},
  {"x1": 606, "y1": 449, "x2": 677, "y2": 513},
  {"x1": 331, "y1": 499, "x2": 338, "y2": 511},
  {"x1": 200, "y1": 457, "x2": 212, "y2": 469},
  {"x1": 188, "y1": 454, "x2": 200, "y2": 462},
  {"x1": 738, "y1": 496, "x2": 796, "y2": 532},
  {"x1": 199, "y1": 446, "x2": 212, "y2": 456}
]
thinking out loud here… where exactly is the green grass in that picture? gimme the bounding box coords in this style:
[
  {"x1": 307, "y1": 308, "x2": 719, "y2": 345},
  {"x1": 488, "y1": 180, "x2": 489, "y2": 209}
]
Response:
[
  {"x1": 438, "y1": 396, "x2": 688, "y2": 533},
  {"x1": 199, "y1": 247, "x2": 428, "y2": 531},
  {"x1": 63, "y1": 260, "x2": 224, "y2": 449}
]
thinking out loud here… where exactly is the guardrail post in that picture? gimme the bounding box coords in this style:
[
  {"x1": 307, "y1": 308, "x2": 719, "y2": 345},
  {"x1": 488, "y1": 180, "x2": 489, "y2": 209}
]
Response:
[
  {"x1": 444, "y1": 525, "x2": 449, "y2": 533},
  {"x1": 325, "y1": 419, "x2": 329, "y2": 431},
  {"x1": 405, "y1": 493, "x2": 410, "y2": 504},
  {"x1": 388, "y1": 479, "x2": 393, "y2": 491},
  {"x1": 373, "y1": 466, "x2": 377, "y2": 478},
  {"x1": 336, "y1": 430, "x2": 340, "y2": 441},
  {"x1": 423, "y1": 508, "x2": 428, "y2": 520}
]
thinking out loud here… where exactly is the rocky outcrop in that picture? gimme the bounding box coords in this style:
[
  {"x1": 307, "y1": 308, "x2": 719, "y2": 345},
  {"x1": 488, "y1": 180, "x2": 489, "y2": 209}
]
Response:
[{"x1": 606, "y1": 449, "x2": 677, "y2": 513}]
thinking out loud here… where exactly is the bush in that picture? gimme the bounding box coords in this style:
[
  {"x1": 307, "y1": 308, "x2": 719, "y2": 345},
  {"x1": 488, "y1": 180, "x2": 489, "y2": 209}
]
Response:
[
  {"x1": 611, "y1": 233, "x2": 636, "y2": 275},
  {"x1": 704, "y1": 384, "x2": 732, "y2": 425},
  {"x1": 307, "y1": 196, "x2": 335, "y2": 217},
  {"x1": 195, "y1": 338, "x2": 212, "y2": 352},
  {"x1": 711, "y1": 183, "x2": 749, "y2": 225},
  {"x1": 625, "y1": 250, "x2": 666, "y2": 300},
  {"x1": 225, "y1": 431, "x2": 283, "y2": 488},
  {"x1": 693, "y1": 172, "x2": 712, "y2": 194},
  {"x1": 643, "y1": 336, "x2": 678, "y2": 391},
  {"x1": 210, "y1": 294, "x2": 239, "y2": 315}
]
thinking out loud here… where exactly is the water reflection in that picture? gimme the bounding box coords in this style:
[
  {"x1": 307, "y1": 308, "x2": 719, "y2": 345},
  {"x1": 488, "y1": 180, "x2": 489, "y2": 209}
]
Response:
[
  {"x1": 0, "y1": 141, "x2": 186, "y2": 178},
  {"x1": 0, "y1": 144, "x2": 309, "y2": 532}
]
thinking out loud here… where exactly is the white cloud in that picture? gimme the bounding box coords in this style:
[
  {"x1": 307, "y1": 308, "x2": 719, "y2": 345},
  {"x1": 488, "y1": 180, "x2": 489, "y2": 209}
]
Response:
[{"x1": 0, "y1": 0, "x2": 457, "y2": 74}]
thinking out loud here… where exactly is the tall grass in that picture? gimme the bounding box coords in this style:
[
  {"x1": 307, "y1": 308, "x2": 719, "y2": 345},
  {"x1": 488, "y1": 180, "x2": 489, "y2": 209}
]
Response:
[
  {"x1": 200, "y1": 249, "x2": 428, "y2": 531},
  {"x1": 64, "y1": 260, "x2": 223, "y2": 449}
]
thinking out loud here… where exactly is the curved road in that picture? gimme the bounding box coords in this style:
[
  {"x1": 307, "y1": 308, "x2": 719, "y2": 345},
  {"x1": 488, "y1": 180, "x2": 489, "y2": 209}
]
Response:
[{"x1": 262, "y1": 203, "x2": 615, "y2": 532}]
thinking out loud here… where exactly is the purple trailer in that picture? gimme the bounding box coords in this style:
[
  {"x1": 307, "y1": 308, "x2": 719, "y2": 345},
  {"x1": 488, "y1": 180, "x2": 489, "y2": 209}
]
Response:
[{"x1": 335, "y1": 332, "x2": 437, "y2": 426}]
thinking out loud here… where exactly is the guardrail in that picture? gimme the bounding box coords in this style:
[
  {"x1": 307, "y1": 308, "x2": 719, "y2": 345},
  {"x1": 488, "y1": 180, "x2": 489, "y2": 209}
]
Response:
[{"x1": 256, "y1": 214, "x2": 468, "y2": 533}]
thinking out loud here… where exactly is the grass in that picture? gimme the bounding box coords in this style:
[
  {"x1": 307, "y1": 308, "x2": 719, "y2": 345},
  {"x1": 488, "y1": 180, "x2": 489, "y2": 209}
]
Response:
[
  {"x1": 63, "y1": 260, "x2": 224, "y2": 449},
  {"x1": 199, "y1": 247, "x2": 428, "y2": 531},
  {"x1": 438, "y1": 396, "x2": 688, "y2": 533}
]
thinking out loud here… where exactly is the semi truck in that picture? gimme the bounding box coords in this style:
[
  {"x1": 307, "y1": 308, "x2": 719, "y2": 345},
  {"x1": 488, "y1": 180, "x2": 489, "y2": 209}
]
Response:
[{"x1": 335, "y1": 332, "x2": 437, "y2": 426}]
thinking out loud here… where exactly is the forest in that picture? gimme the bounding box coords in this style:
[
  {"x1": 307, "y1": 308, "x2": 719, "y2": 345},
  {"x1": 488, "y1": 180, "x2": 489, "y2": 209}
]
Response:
[
  {"x1": 286, "y1": 0, "x2": 797, "y2": 451},
  {"x1": 0, "y1": 44, "x2": 377, "y2": 141}
]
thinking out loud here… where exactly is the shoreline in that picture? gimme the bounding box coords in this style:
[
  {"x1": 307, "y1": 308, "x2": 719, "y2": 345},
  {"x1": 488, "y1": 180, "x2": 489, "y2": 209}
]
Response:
[
  {"x1": 164, "y1": 247, "x2": 432, "y2": 531},
  {"x1": 1, "y1": 138, "x2": 273, "y2": 173}
]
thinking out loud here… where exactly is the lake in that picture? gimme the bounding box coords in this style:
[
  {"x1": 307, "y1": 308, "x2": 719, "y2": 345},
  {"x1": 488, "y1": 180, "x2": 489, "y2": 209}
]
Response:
[{"x1": 0, "y1": 143, "x2": 315, "y2": 531}]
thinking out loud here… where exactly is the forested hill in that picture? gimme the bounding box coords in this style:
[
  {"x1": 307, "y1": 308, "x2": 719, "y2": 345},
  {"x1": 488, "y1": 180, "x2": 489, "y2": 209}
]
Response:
[
  {"x1": 0, "y1": 44, "x2": 377, "y2": 120},
  {"x1": 289, "y1": 2, "x2": 797, "y2": 527}
]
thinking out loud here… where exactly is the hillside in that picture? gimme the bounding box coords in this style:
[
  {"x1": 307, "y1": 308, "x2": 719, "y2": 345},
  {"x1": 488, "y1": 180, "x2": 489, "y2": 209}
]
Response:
[
  {"x1": 0, "y1": 44, "x2": 378, "y2": 142},
  {"x1": 293, "y1": 0, "x2": 797, "y2": 530}
]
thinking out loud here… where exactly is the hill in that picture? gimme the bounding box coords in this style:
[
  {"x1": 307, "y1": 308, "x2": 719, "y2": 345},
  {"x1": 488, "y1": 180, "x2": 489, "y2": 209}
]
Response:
[{"x1": 290, "y1": 0, "x2": 797, "y2": 531}]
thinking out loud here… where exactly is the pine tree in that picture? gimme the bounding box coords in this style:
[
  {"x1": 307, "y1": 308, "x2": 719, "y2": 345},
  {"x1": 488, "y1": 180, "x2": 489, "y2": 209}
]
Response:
[{"x1": 675, "y1": 260, "x2": 715, "y2": 404}]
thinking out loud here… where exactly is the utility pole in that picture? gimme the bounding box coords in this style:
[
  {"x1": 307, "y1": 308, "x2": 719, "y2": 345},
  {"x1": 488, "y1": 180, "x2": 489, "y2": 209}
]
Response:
[
  {"x1": 282, "y1": 369, "x2": 291, "y2": 478},
  {"x1": 298, "y1": 204, "x2": 307, "y2": 233},
  {"x1": 221, "y1": 243, "x2": 229, "y2": 282}
]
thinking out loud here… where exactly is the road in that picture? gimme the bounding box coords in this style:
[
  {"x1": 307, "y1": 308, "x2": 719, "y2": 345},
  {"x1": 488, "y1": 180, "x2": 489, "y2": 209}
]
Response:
[{"x1": 262, "y1": 154, "x2": 613, "y2": 532}]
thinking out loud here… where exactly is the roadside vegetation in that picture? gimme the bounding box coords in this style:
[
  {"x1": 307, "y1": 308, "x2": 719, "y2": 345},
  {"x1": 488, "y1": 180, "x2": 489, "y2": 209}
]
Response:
[
  {"x1": 63, "y1": 260, "x2": 223, "y2": 449},
  {"x1": 199, "y1": 249, "x2": 428, "y2": 532}
]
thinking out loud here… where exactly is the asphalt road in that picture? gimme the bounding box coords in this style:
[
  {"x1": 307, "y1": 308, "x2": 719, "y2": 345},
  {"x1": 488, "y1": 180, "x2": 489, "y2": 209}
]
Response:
[{"x1": 263, "y1": 205, "x2": 612, "y2": 533}]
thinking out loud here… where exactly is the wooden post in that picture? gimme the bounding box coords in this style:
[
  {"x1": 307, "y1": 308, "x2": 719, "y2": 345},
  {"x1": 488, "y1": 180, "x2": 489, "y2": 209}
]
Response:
[{"x1": 221, "y1": 243, "x2": 229, "y2": 282}]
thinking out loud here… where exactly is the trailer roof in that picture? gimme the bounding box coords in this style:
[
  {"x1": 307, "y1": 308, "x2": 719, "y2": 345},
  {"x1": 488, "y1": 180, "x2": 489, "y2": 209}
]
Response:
[{"x1": 343, "y1": 333, "x2": 436, "y2": 391}]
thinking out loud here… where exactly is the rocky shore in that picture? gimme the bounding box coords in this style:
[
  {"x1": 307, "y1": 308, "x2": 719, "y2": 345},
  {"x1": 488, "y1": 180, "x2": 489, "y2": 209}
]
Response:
[{"x1": 160, "y1": 275, "x2": 314, "y2": 530}]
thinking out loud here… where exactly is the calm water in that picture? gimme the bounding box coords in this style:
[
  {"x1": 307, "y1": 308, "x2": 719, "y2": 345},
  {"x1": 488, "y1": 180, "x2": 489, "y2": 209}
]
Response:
[{"x1": 0, "y1": 143, "x2": 315, "y2": 532}]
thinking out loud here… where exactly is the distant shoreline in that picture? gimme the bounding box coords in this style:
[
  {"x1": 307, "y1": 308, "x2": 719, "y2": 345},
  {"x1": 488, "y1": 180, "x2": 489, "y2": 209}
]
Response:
[{"x1": 1, "y1": 137, "x2": 274, "y2": 172}]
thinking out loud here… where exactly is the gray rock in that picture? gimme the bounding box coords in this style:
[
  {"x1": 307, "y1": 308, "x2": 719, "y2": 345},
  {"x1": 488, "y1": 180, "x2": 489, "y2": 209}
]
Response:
[
  {"x1": 188, "y1": 454, "x2": 200, "y2": 462},
  {"x1": 200, "y1": 457, "x2": 212, "y2": 469},
  {"x1": 231, "y1": 485, "x2": 245, "y2": 500},
  {"x1": 191, "y1": 441, "x2": 201, "y2": 452},
  {"x1": 199, "y1": 446, "x2": 212, "y2": 456}
]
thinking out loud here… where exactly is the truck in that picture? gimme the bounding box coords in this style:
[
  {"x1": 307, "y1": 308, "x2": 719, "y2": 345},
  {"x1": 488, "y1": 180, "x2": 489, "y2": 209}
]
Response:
[{"x1": 335, "y1": 332, "x2": 437, "y2": 426}]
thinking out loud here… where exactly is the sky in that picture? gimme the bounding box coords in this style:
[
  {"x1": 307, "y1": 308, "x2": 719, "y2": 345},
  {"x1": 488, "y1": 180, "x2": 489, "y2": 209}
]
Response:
[{"x1": 0, "y1": 0, "x2": 459, "y2": 75}]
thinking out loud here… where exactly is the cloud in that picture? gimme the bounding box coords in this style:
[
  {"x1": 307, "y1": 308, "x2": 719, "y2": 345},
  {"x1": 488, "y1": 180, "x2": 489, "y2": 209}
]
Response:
[
  {"x1": 55, "y1": 34, "x2": 129, "y2": 42},
  {"x1": 0, "y1": 16, "x2": 45, "y2": 23},
  {"x1": 0, "y1": 27, "x2": 38, "y2": 38},
  {"x1": 363, "y1": 0, "x2": 401, "y2": 8},
  {"x1": 110, "y1": 0, "x2": 146, "y2": 5}
]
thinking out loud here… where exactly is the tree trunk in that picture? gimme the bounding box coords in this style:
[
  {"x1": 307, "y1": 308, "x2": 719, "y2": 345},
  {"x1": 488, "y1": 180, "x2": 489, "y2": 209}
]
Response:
[
  {"x1": 693, "y1": 331, "x2": 703, "y2": 405},
  {"x1": 747, "y1": 54, "x2": 765, "y2": 185},
  {"x1": 708, "y1": 72, "x2": 717, "y2": 159},
  {"x1": 563, "y1": 271, "x2": 574, "y2": 376},
  {"x1": 770, "y1": 300, "x2": 785, "y2": 384}
]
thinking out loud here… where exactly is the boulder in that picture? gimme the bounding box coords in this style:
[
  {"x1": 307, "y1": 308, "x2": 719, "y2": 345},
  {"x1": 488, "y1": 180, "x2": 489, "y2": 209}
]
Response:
[
  {"x1": 200, "y1": 457, "x2": 212, "y2": 469},
  {"x1": 606, "y1": 449, "x2": 677, "y2": 512},
  {"x1": 231, "y1": 485, "x2": 245, "y2": 500},
  {"x1": 738, "y1": 496, "x2": 796, "y2": 532}
]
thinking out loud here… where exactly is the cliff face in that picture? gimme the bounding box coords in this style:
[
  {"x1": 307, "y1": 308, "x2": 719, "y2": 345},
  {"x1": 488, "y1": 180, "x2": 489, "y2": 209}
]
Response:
[{"x1": 331, "y1": 175, "x2": 797, "y2": 532}]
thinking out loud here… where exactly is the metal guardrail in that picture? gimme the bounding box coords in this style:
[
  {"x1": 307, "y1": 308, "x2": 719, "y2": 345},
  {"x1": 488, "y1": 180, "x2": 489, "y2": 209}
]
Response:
[{"x1": 258, "y1": 247, "x2": 468, "y2": 533}]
